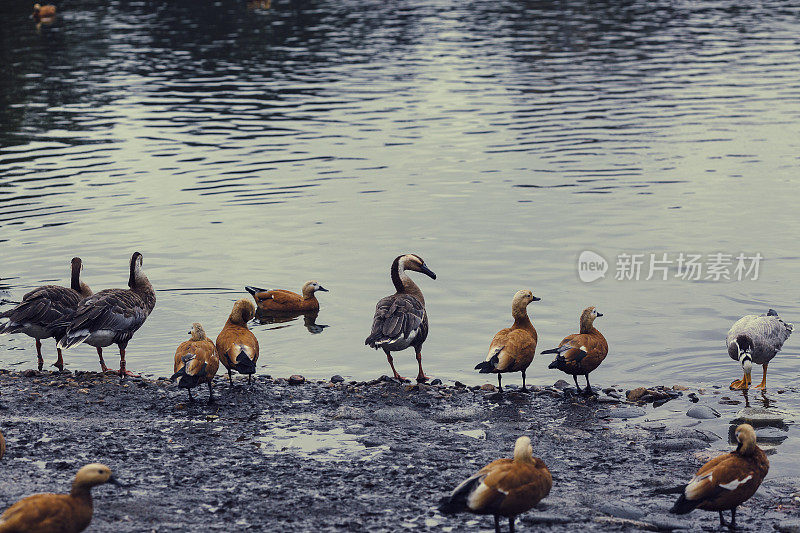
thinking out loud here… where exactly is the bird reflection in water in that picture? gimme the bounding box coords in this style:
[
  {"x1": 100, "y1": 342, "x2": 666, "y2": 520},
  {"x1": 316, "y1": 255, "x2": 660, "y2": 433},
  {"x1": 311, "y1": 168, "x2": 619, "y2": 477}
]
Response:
[
  {"x1": 254, "y1": 310, "x2": 328, "y2": 334},
  {"x1": 247, "y1": 0, "x2": 271, "y2": 11}
]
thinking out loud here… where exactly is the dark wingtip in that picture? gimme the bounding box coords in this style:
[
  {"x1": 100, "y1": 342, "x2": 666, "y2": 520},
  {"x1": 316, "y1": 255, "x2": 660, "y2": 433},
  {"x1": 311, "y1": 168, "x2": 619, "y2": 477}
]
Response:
[
  {"x1": 547, "y1": 360, "x2": 559, "y2": 369},
  {"x1": 768, "y1": 308, "x2": 778, "y2": 316},
  {"x1": 541, "y1": 348, "x2": 559, "y2": 355}
]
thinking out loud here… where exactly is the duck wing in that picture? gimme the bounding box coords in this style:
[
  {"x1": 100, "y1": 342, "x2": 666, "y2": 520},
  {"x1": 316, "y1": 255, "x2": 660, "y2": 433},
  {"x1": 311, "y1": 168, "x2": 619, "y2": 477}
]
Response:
[{"x1": 365, "y1": 293, "x2": 425, "y2": 348}]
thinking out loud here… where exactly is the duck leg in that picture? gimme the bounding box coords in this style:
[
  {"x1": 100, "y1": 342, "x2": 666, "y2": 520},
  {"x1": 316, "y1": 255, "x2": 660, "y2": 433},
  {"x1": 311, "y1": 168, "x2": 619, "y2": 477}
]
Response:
[
  {"x1": 383, "y1": 349, "x2": 408, "y2": 382},
  {"x1": 497, "y1": 373, "x2": 503, "y2": 392},
  {"x1": 729, "y1": 507, "x2": 737, "y2": 529},
  {"x1": 572, "y1": 374, "x2": 582, "y2": 393},
  {"x1": 227, "y1": 368, "x2": 233, "y2": 385},
  {"x1": 508, "y1": 516, "x2": 515, "y2": 533},
  {"x1": 415, "y1": 348, "x2": 429, "y2": 383},
  {"x1": 53, "y1": 347, "x2": 64, "y2": 371},
  {"x1": 207, "y1": 381, "x2": 215, "y2": 404},
  {"x1": 521, "y1": 370, "x2": 528, "y2": 392},
  {"x1": 35, "y1": 339, "x2": 44, "y2": 371},
  {"x1": 248, "y1": 373, "x2": 252, "y2": 384},
  {"x1": 187, "y1": 388, "x2": 194, "y2": 402},
  {"x1": 719, "y1": 511, "x2": 727, "y2": 527},
  {"x1": 493, "y1": 515, "x2": 501, "y2": 533},
  {"x1": 584, "y1": 375, "x2": 597, "y2": 396},
  {"x1": 730, "y1": 371, "x2": 750, "y2": 390},
  {"x1": 754, "y1": 364, "x2": 768, "y2": 390}
]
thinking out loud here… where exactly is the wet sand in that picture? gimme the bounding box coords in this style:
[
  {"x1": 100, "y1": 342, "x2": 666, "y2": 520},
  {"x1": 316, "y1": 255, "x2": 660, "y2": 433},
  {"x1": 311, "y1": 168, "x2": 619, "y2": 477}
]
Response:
[{"x1": 0, "y1": 370, "x2": 799, "y2": 532}]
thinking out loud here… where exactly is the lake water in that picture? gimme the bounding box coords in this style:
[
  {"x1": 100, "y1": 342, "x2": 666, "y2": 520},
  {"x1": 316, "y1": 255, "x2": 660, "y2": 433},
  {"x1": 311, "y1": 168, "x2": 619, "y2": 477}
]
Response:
[{"x1": 1, "y1": 0, "x2": 799, "y2": 394}]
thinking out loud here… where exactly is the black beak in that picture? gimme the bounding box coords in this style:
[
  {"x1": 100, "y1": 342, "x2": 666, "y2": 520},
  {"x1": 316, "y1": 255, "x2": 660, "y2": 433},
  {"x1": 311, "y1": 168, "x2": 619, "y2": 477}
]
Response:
[
  {"x1": 531, "y1": 295, "x2": 541, "y2": 301},
  {"x1": 245, "y1": 286, "x2": 265, "y2": 297},
  {"x1": 596, "y1": 312, "x2": 603, "y2": 317},
  {"x1": 108, "y1": 476, "x2": 128, "y2": 488},
  {"x1": 420, "y1": 264, "x2": 436, "y2": 280},
  {"x1": 317, "y1": 286, "x2": 329, "y2": 292}
]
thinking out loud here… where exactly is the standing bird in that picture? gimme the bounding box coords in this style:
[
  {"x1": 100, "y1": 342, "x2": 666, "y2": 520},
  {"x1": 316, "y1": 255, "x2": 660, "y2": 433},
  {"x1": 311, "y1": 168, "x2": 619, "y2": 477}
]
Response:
[
  {"x1": 0, "y1": 463, "x2": 123, "y2": 533},
  {"x1": 216, "y1": 299, "x2": 259, "y2": 384},
  {"x1": 727, "y1": 309, "x2": 792, "y2": 390},
  {"x1": 365, "y1": 254, "x2": 436, "y2": 383},
  {"x1": 32, "y1": 3, "x2": 56, "y2": 20},
  {"x1": 245, "y1": 281, "x2": 328, "y2": 314},
  {"x1": 439, "y1": 436, "x2": 552, "y2": 533},
  {"x1": 172, "y1": 323, "x2": 219, "y2": 403},
  {"x1": 0, "y1": 257, "x2": 92, "y2": 371},
  {"x1": 475, "y1": 290, "x2": 540, "y2": 392},
  {"x1": 57, "y1": 252, "x2": 156, "y2": 377},
  {"x1": 670, "y1": 424, "x2": 768, "y2": 529},
  {"x1": 543, "y1": 306, "x2": 607, "y2": 395}
]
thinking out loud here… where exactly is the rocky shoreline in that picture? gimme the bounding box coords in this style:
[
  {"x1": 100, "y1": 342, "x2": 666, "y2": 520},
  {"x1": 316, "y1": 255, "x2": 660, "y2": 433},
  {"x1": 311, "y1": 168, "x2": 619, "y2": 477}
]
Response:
[{"x1": 1, "y1": 370, "x2": 799, "y2": 532}]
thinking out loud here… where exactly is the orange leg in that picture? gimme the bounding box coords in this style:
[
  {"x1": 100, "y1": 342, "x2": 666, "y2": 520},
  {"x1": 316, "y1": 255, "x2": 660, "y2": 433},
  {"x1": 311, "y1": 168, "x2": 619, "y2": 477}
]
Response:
[
  {"x1": 754, "y1": 364, "x2": 768, "y2": 390},
  {"x1": 117, "y1": 347, "x2": 139, "y2": 378},
  {"x1": 97, "y1": 347, "x2": 111, "y2": 373},
  {"x1": 415, "y1": 349, "x2": 429, "y2": 383},
  {"x1": 730, "y1": 371, "x2": 751, "y2": 390},
  {"x1": 383, "y1": 349, "x2": 408, "y2": 382}
]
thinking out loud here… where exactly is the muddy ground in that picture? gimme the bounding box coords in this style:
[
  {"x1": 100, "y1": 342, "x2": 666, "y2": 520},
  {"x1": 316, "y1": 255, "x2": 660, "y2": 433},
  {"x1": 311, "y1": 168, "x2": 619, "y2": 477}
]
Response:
[{"x1": 1, "y1": 370, "x2": 799, "y2": 532}]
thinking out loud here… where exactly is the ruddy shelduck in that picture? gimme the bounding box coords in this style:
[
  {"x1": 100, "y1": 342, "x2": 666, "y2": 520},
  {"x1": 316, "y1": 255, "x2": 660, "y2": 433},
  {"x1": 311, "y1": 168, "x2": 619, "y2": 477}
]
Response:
[
  {"x1": 245, "y1": 281, "x2": 328, "y2": 314},
  {"x1": 32, "y1": 4, "x2": 56, "y2": 20},
  {"x1": 0, "y1": 257, "x2": 92, "y2": 371},
  {"x1": 543, "y1": 306, "x2": 608, "y2": 395},
  {"x1": 439, "y1": 436, "x2": 552, "y2": 533},
  {"x1": 365, "y1": 254, "x2": 436, "y2": 383},
  {"x1": 172, "y1": 323, "x2": 219, "y2": 402},
  {"x1": 670, "y1": 424, "x2": 768, "y2": 529},
  {"x1": 475, "y1": 289, "x2": 540, "y2": 392},
  {"x1": 0, "y1": 463, "x2": 123, "y2": 533},
  {"x1": 58, "y1": 252, "x2": 156, "y2": 377},
  {"x1": 216, "y1": 299, "x2": 259, "y2": 384}
]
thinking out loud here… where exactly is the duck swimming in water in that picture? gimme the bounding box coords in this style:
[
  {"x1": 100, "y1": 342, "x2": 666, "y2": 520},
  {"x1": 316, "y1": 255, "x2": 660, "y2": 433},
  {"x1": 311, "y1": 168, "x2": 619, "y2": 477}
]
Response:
[{"x1": 245, "y1": 281, "x2": 327, "y2": 314}]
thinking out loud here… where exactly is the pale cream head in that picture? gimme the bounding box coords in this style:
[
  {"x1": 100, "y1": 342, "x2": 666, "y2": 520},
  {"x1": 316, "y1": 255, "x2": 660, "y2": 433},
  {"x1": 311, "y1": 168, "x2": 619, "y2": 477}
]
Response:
[
  {"x1": 188, "y1": 322, "x2": 206, "y2": 341},
  {"x1": 73, "y1": 463, "x2": 115, "y2": 488},
  {"x1": 513, "y1": 436, "x2": 534, "y2": 463},
  {"x1": 302, "y1": 280, "x2": 328, "y2": 297},
  {"x1": 735, "y1": 424, "x2": 757, "y2": 455}
]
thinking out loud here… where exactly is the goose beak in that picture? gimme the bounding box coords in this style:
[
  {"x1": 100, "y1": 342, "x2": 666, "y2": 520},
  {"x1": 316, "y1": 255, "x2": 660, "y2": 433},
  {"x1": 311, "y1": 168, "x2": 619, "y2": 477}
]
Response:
[
  {"x1": 317, "y1": 285, "x2": 329, "y2": 292},
  {"x1": 420, "y1": 264, "x2": 436, "y2": 280}
]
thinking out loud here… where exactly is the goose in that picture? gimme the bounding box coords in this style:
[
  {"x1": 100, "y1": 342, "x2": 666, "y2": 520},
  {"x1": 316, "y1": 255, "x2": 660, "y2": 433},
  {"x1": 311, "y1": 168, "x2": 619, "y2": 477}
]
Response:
[
  {"x1": 365, "y1": 254, "x2": 436, "y2": 383},
  {"x1": 245, "y1": 281, "x2": 328, "y2": 314},
  {"x1": 57, "y1": 252, "x2": 156, "y2": 377},
  {"x1": 0, "y1": 257, "x2": 92, "y2": 372},
  {"x1": 0, "y1": 463, "x2": 123, "y2": 533},
  {"x1": 542, "y1": 306, "x2": 607, "y2": 395},
  {"x1": 475, "y1": 290, "x2": 540, "y2": 392},
  {"x1": 727, "y1": 309, "x2": 792, "y2": 390},
  {"x1": 32, "y1": 3, "x2": 56, "y2": 20},
  {"x1": 439, "y1": 436, "x2": 552, "y2": 533},
  {"x1": 216, "y1": 299, "x2": 259, "y2": 384},
  {"x1": 172, "y1": 323, "x2": 219, "y2": 403},
  {"x1": 670, "y1": 424, "x2": 768, "y2": 529}
]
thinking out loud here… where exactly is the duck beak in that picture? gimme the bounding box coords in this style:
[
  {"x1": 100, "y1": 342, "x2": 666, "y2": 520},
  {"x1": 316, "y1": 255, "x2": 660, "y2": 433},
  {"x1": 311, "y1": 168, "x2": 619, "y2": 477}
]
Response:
[
  {"x1": 596, "y1": 312, "x2": 604, "y2": 317},
  {"x1": 317, "y1": 285, "x2": 329, "y2": 292},
  {"x1": 531, "y1": 295, "x2": 541, "y2": 301},
  {"x1": 107, "y1": 476, "x2": 128, "y2": 488},
  {"x1": 420, "y1": 264, "x2": 436, "y2": 280},
  {"x1": 245, "y1": 286, "x2": 265, "y2": 297}
]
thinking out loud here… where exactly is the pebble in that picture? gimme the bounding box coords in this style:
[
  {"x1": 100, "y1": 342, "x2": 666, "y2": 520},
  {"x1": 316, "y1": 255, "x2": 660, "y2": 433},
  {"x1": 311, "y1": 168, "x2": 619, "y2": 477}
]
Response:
[
  {"x1": 430, "y1": 379, "x2": 442, "y2": 386},
  {"x1": 732, "y1": 407, "x2": 786, "y2": 426},
  {"x1": 454, "y1": 381, "x2": 466, "y2": 388},
  {"x1": 435, "y1": 407, "x2": 481, "y2": 422},
  {"x1": 23, "y1": 370, "x2": 37, "y2": 378},
  {"x1": 553, "y1": 379, "x2": 570, "y2": 390},
  {"x1": 601, "y1": 407, "x2": 646, "y2": 419},
  {"x1": 686, "y1": 406, "x2": 720, "y2": 419},
  {"x1": 627, "y1": 387, "x2": 648, "y2": 401},
  {"x1": 288, "y1": 375, "x2": 305, "y2": 385},
  {"x1": 480, "y1": 383, "x2": 496, "y2": 392},
  {"x1": 330, "y1": 375, "x2": 344, "y2": 383},
  {"x1": 672, "y1": 385, "x2": 689, "y2": 391},
  {"x1": 653, "y1": 438, "x2": 708, "y2": 451}
]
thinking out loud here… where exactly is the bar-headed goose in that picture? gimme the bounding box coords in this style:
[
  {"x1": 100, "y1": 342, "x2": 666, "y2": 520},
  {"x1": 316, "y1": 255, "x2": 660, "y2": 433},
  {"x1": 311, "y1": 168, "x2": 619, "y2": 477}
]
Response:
[
  {"x1": 245, "y1": 281, "x2": 328, "y2": 314},
  {"x1": 365, "y1": 254, "x2": 436, "y2": 383},
  {"x1": 0, "y1": 463, "x2": 123, "y2": 533},
  {"x1": 0, "y1": 257, "x2": 92, "y2": 371},
  {"x1": 670, "y1": 424, "x2": 768, "y2": 529},
  {"x1": 172, "y1": 323, "x2": 219, "y2": 403},
  {"x1": 543, "y1": 306, "x2": 608, "y2": 395},
  {"x1": 439, "y1": 436, "x2": 552, "y2": 533},
  {"x1": 216, "y1": 299, "x2": 259, "y2": 384},
  {"x1": 727, "y1": 309, "x2": 792, "y2": 390},
  {"x1": 57, "y1": 252, "x2": 156, "y2": 377},
  {"x1": 475, "y1": 290, "x2": 540, "y2": 392}
]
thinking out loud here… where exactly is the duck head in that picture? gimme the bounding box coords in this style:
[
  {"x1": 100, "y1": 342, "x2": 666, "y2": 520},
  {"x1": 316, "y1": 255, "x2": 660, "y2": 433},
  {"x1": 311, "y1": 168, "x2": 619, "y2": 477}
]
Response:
[
  {"x1": 513, "y1": 436, "x2": 534, "y2": 464},
  {"x1": 230, "y1": 298, "x2": 256, "y2": 325},
  {"x1": 512, "y1": 289, "x2": 540, "y2": 315},
  {"x1": 188, "y1": 322, "x2": 207, "y2": 341},
  {"x1": 302, "y1": 280, "x2": 328, "y2": 297},
  {"x1": 579, "y1": 306, "x2": 602, "y2": 332},
  {"x1": 734, "y1": 334, "x2": 753, "y2": 382},
  {"x1": 734, "y1": 424, "x2": 757, "y2": 455},
  {"x1": 72, "y1": 463, "x2": 123, "y2": 492}
]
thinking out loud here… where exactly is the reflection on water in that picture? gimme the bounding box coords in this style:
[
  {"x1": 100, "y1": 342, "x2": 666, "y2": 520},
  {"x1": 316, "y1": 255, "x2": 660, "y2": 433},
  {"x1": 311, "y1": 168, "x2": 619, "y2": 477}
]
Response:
[{"x1": 254, "y1": 310, "x2": 329, "y2": 334}]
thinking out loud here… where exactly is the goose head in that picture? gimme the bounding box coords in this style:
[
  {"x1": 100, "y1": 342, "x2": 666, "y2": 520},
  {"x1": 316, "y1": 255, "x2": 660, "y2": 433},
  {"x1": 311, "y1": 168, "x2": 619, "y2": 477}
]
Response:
[
  {"x1": 734, "y1": 424, "x2": 757, "y2": 456},
  {"x1": 70, "y1": 257, "x2": 83, "y2": 290},
  {"x1": 734, "y1": 334, "x2": 753, "y2": 380},
  {"x1": 128, "y1": 252, "x2": 144, "y2": 287},
  {"x1": 188, "y1": 322, "x2": 207, "y2": 341},
  {"x1": 396, "y1": 254, "x2": 436, "y2": 280},
  {"x1": 72, "y1": 463, "x2": 123, "y2": 491},
  {"x1": 302, "y1": 280, "x2": 328, "y2": 298},
  {"x1": 513, "y1": 436, "x2": 534, "y2": 464}
]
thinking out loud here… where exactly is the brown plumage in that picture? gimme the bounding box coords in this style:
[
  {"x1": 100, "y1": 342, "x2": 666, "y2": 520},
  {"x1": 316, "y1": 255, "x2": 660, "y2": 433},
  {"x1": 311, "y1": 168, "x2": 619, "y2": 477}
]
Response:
[
  {"x1": 475, "y1": 290, "x2": 540, "y2": 392},
  {"x1": 439, "y1": 436, "x2": 552, "y2": 533},
  {"x1": 0, "y1": 429, "x2": 5, "y2": 461},
  {"x1": 245, "y1": 281, "x2": 327, "y2": 314},
  {"x1": 216, "y1": 299, "x2": 259, "y2": 384},
  {"x1": 0, "y1": 463, "x2": 121, "y2": 533},
  {"x1": 671, "y1": 424, "x2": 768, "y2": 529},
  {"x1": 544, "y1": 306, "x2": 608, "y2": 395},
  {"x1": 172, "y1": 323, "x2": 219, "y2": 402},
  {"x1": 32, "y1": 4, "x2": 56, "y2": 20},
  {"x1": 0, "y1": 257, "x2": 92, "y2": 371}
]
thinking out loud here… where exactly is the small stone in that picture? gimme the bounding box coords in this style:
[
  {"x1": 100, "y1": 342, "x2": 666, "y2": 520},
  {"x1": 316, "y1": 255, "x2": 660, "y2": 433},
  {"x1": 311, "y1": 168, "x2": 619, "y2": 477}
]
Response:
[
  {"x1": 672, "y1": 385, "x2": 689, "y2": 391},
  {"x1": 601, "y1": 407, "x2": 646, "y2": 419},
  {"x1": 626, "y1": 387, "x2": 648, "y2": 401},
  {"x1": 686, "y1": 406, "x2": 720, "y2": 419},
  {"x1": 430, "y1": 378, "x2": 442, "y2": 386},
  {"x1": 288, "y1": 375, "x2": 305, "y2": 385},
  {"x1": 404, "y1": 384, "x2": 419, "y2": 392},
  {"x1": 480, "y1": 383, "x2": 497, "y2": 392},
  {"x1": 552, "y1": 379, "x2": 570, "y2": 390},
  {"x1": 454, "y1": 381, "x2": 466, "y2": 388},
  {"x1": 731, "y1": 406, "x2": 786, "y2": 426},
  {"x1": 330, "y1": 375, "x2": 344, "y2": 383},
  {"x1": 23, "y1": 370, "x2": 36, "y2": 378}
]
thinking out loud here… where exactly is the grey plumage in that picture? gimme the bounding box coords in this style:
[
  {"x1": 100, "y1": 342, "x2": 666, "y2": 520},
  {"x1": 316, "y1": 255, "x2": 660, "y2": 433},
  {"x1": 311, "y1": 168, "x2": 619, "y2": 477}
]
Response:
[
  {"x1": 365, "y1": 293, "x2": 427, "y2": 350},
  {"x1": 726, "y1": 309, "x2": 793, "y2": 366}
]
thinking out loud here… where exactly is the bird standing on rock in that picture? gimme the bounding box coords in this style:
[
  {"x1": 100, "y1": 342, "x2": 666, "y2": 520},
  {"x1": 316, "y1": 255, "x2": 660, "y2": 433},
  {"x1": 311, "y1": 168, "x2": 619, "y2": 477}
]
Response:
[
  {"x1": 543, "y1": 306, "x2": 607, "y2": 395},
  {"x1": 0, "y1": 463, "x2": 123, "y2": 533},
  {"x1": 216, "y1": 299, "x2": 259, "y2": 384},
  {"x1": 475, "y1": 290, "x2": 540, "y2": 392},
  {"x1": 439, "y1": 436, "x2": 552, "y2": 533},
  {"x1": 365, "y1": 254, "x2": 436, "y2": 383},
  {"x1": 727, "y1": 309, "x2": 792, "y2": 390}
]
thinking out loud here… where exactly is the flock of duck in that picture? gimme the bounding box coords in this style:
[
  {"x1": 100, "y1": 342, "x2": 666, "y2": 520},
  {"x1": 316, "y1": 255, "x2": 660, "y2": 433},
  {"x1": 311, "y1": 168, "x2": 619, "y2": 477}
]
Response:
[{"x1": 0, "y1": 252, "x2": 794, "y2": 532}]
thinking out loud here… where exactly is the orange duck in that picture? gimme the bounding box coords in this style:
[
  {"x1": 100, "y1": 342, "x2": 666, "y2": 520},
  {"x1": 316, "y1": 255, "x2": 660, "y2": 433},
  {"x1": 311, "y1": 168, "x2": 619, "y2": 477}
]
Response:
[
  {"x1": 216, "y1": 299, "x2": 259, "y2": 384},
  {"x1": 439, "y1": 436, "x2": 552, "y2": 533},
  {"x1": 32, "y1": 4, "x2": 56, "y2": 20},
  {"x1": 475, "y1": 289, "x2": 540, "y2": 392},
  {"x1": 245, "y1": 281, "x2": 327, "y2": 314},
  {"x1": 543, "y1": 306, "x2": 607, "y2": 395},
  {"x1": 670, "y1": 424, "x2": 768, "y2": 529},
  {"x1": 172, "y1": 323, "x2": 219, "y2": 402},
  {"x1": 0, "y1": 463, "x2": 122, "y2": 533}
]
